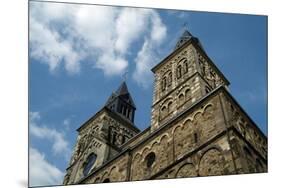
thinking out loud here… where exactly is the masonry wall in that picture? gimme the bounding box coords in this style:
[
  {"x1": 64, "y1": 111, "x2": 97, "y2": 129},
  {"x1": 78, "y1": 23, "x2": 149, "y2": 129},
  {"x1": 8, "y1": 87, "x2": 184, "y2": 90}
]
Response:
[
  {"x1": 154, "y1": 133, "x2": 236, "y2": 179},
  {"x1": 64, "y1": 109, "x2": 139, "y2": 185},
  {"x1": 220, "y1": 91, "x2": 268, "y2": 164},
  {"x1": 77, "y1": 89, "x2": 267, "y2": 185},
  {"x1": 130, "y1": 91, "x2": 228, "y2": 181},
  {"x1": 151, "y1": 44, "x2": 199, "y2": 131},
  {"x1": 122, "y1": 128, "x2": 151, "y2": 149},
  {"x1": 151, "y1": 74, "x2": 205, "y2": 131},
  {"x1": 220, "y1": 92, "x2": 268, "y2": 174},
  {"x1": 82, "y1": 153, "x2": 130, "y2": 184}
]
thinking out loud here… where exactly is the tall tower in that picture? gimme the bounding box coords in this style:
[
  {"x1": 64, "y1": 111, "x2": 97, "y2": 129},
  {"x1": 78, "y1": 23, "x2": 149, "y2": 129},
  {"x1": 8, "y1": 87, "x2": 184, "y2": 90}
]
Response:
[
  {"x1": 63, "y1": 81, "x2": 140, "y2": 185},
  {"x1": 150, "y1": 29, "x2": 229, "y2": 131}
]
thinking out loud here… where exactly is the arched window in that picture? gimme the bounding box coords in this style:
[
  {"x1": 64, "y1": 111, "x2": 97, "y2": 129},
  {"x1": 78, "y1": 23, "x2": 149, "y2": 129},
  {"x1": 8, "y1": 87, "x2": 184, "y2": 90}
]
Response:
[
  {"x1": 183, "y1": 60, "x2": 188, "y2": 73},
  {"x1": 83, "y1": 153, "x2": 97, "y2": 176},
  {"x1": 123, "y1": 106, "x2": 128, "y2": 116},
  {"x1": 168, "y1": 102, "x2": 173, "y2": 113},
  {"x1": 194, "y1": 132, "x2": 198, "y2": 143},
  {"x1": 161, "y1": 77, "x2": 167, "y2": 91},
  {"x1": 205, "y1": 86, "x2": 211, "y2": 94},
  {"x1": 103, "y1": 178, "x2": 110, "y2": 183},
  {"x1": 177, "y1": 65, "x2": 182, "y2": 79},
  {"x1": 122, "y1": 135, "x2": 127, "y2": 144},
  {"x1": 185, "y1": 89, "x2": 191, "y2": 101},
  {"x1": 112, "y1": 131, "x2": 117, "y2": 144},
  {"x1": 244, "y1": 146, "x2": 252, "y2": 156},
  {"x1": 145, "y1": 152, "x2": 156, "y2": 168},
  {"x1": 200, "y1": 60, "x2": 206, "y2": 76},
  {"x1": 118, "y1": 104, "x2": 123, "y2": 113},
  {"x1": 178, "y1": 94, "x2": 184, "y2": 106},
  {"x1": 168, "y1": 72, "x2": 172, "y2": 86},
  {"x1": 127, "y1": 109, "x2": 131, "y2": 118},
  {"x1": 161, "y1": 106, "x2": 167, "y2": 117}
]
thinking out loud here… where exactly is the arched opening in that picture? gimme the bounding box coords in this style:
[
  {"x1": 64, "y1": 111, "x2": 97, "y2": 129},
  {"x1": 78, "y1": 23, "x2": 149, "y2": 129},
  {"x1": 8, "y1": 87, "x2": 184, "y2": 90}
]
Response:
[
  {"x1": 103, "y1": 178, "x2": 110, "y2": 183},
  {"x1": 198, "y1": 149, "x2": 224, "y2": 176},
  {"x1": 112, "y1": 131, "x2": 117, "y2": 145},
  {"x1": 161, "y1": 106, "x2": 167, "y2": 118},
  {"x1": 178, "y1": 93, "x2": 184, "y2": 106},
  {"x1": 168, "y1": 72, "x2": 172, "y2": 86},
  {"x1": 122, "y1": 105, "x2": 127, "y2": 116},
  {"x1": 168, "y1": 101, "x2": 173, "y2": 113},
  {"x1": 205, "y1": 86, "x2": 211, "y2": 94},
  {"x1": 177, "y1": 65, "x2": 182, "y2": 79},
  {"x1": 145, "y1": 152, "x2": 156, "y2": 168},
  {"x1": 244, "y1": 146, "x2": 252, "y2": 156},
  {"x1": 194, "y1": 132, "x2": 198, "y2": 143},
  {"x1": 183, "y1": 60, "x2": 188, "y2": 73},
  {"x1": 176, "y1": 163, "x2": 197, "y2": 178},
  {"x1": 185, "y1": 89, "x2": 191, "y2": 101},
  {"x1": 83, "y1": 153, "x2": 97, "y2": 176},
  {"x1": 162, "y1": 77, "x2": 167, "y2": 91}
]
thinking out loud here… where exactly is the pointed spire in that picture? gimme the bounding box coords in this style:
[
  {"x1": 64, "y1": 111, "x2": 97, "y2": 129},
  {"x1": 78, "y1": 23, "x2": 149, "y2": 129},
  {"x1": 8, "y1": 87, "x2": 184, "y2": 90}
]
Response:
[
  {"x1": 116, "y1": 81, "x2": 129, "y2": 96},
  {"x1": 103, "y1": 81, "x2": 136, "y2": 123},
  {"x1": 174, "y1": 27, "x2": 205, "y2": 51},
  {"x1": 116, "y1": 81, "x2": 136, "y2": 108},
  {"x1": 104, "y1": 81, "x2": 136, "y2": 110},
  {"x1": 174, "y1": 29, "x2": 194, "y2": 49}
]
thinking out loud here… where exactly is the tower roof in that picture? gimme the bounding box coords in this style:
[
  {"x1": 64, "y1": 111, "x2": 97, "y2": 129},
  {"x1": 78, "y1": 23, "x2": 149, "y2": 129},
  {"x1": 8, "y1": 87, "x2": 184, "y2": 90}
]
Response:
[
  {"x1": 116, "y1": 81, "x2": 129, "y2": 96},
  {"x1": 105, "y1": 81, "x2": 136, "y2": 108},
  {"x1": 174, "y1": 29, "x2": 203, "y2": 50}
]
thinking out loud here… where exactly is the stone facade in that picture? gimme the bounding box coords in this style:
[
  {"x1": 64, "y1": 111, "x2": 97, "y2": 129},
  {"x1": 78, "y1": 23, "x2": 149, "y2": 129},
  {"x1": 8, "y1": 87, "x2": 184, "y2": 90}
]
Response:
[{"x1": 63, "y1": 29, "x2": 267, "y2": 185}]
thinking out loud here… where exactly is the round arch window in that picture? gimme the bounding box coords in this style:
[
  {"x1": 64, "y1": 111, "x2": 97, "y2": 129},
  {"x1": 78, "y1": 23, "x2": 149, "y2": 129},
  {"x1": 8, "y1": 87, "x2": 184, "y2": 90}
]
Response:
[
  {"x1": 145, "y1": 152, "x2": 156, "y2": 168},
  {"x1": 83, "y1": 153, "x2": 97, "y2": 176},
  {"x1": 103, "y1": 178, "x2": 110, "y2": 183}
]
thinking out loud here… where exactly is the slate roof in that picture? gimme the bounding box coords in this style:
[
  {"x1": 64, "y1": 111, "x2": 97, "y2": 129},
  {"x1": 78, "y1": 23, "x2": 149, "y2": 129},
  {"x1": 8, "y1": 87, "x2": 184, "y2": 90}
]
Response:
[
  {"x1": 174, "y1": 29, "x2": 204, "y2": 50},
  {"x1": 105, "y1": 81, "x2": 136, "y2": 108}
]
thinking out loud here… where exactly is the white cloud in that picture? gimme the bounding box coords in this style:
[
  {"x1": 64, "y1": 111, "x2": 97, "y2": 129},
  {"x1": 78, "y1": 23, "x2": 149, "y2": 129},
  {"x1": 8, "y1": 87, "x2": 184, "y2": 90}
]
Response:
[
  {"x1": 133, "y1": 12, "x2": 167, "y2": 88},
  {"x1": 29, "y1": 147, "x2": 64, "y2": 187},
  {"x1": 29, "y1": 3, "x2": 81, "y2": 74},
  {"x1": 96, "y1": 51, "x2": 128, "y2": 76},
  {"x1": 133, "y1": 39, "x2": 156, "y2": 88},
  {"x1": 30, "y1": 2, "x2": 167, "y2": 86},
  {"x1": 29, "y1": 111, "x2": 71, "y2": 159},
  {"x1": 115, "y1": 8, "x2": 150, "y2": 54},
  {"x1": 150, "y1": 12, "x2": 167, "y2": 43}
]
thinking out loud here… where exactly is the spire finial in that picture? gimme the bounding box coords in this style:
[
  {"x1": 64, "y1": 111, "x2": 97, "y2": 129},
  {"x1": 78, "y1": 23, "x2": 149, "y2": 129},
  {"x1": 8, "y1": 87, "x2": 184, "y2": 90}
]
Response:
[{"x1": 122, "y1": 70, "x2": 129, "y2": 82}]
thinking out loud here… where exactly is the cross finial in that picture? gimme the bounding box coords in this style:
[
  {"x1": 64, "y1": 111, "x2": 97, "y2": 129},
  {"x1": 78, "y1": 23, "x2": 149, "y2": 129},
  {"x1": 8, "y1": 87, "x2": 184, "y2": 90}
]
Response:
[{"x1": 122, "y1": 71, "x2": 129, "y2": 82}]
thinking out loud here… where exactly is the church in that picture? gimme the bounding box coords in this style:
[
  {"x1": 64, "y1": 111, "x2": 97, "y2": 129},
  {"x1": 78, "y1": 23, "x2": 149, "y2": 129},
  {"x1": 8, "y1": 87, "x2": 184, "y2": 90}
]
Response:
[{"x1": 63, "y1": 29, "x2": 267, "y2": 185}]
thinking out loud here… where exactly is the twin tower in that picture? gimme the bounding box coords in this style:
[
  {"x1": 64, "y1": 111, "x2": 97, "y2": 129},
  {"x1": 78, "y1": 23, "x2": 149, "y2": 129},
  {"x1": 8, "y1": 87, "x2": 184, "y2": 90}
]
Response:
[{"x1": 63, "y1": 29, "x2": 267, "y2": 185}]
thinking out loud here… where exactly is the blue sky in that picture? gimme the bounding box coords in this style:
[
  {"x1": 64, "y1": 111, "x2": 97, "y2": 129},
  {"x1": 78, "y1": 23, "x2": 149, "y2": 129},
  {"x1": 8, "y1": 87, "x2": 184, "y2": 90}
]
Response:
[{"x1": 29, "y1": 1, "x2": 267, "y2": 187}]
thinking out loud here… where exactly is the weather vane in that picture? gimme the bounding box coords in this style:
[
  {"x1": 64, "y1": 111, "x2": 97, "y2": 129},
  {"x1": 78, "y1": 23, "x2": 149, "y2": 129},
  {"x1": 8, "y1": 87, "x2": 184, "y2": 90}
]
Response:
[{"x1": 122, "y1": 70, "x2": 129, "y2": 82}]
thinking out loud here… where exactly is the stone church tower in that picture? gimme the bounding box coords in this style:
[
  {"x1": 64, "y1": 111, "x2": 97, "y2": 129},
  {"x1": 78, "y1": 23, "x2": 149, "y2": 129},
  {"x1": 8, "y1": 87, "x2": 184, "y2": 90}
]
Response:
[
  {"x1": 63, "y1": 82, "x2": 140, "y2": 184},
  {"x1": 63, "y1": 29, "x2": 267, "y2": 185}
]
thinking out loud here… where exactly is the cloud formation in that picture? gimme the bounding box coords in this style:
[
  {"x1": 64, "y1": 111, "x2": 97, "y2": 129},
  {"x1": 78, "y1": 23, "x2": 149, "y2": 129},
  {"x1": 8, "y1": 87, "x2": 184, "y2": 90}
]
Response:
[
  {"x1": 29, "y1": 147, "x2": 64, "y2": 187},
  {"x1": 29, "y1": 3, "x2": 81, "y2": 74},
  {"x1": 133, "y1": 11, "x2": 167, "y2": 88},
  {"x1": 29, "y1": 2, "x2": 167, "y2": 87},
  {"x1": 29, "y1": 111, "x2": 71, "y2": 159}
]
